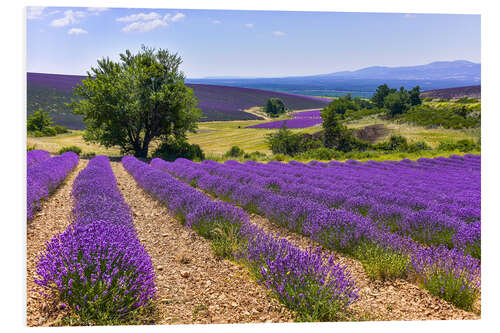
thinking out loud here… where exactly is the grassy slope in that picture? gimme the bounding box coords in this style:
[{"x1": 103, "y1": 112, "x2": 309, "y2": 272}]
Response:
[
  {"x1": 27, "y1": 131, "x2": 121, "y2": 156},
  {"x1": 345, "y1": 115, "x2": 480, "y2": 147},
  {"x1": 28, "y1": 113, "x2": 480, "y2": 160},
  {"x1": 187, "y1": 120, "x2": 322, "y2": 156}
]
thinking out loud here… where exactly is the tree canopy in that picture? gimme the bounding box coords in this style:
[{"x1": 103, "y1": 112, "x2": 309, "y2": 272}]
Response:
[
  {"x1": 321, "y1": 102, "x2": 369, "y2": 152},
  {"x1": 27, "y1": 108, "x2": 53, "y2": 132},
  {"x1": 372, "y1": 84, "x2": 422, "y2": 117},
  {"x1": 263, "y1": 98, "x2": 287, "y2": 117},
  {"x1": 70, "y1": 45, "x2": 201, "y2": 157}
]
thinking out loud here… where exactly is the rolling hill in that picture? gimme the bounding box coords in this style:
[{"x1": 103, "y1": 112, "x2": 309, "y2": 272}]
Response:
[
  {"x1": 27, "y1": 73, "x2": 331, "y2": 129},
  {"x1": 420, "y1": 85, "x2": 481, "y2": 99}
]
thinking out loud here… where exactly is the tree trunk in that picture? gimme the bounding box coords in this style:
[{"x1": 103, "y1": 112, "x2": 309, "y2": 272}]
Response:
[{"x1": 134, "y1": 137, "x2": 151, "y2": 158}]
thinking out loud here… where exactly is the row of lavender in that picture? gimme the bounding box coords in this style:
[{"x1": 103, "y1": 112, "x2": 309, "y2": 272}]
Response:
[
  {"x1": 27, "y1": 149, "x2": 51, "y2": 168},
  {"x1": 172, "y1": 155, "x2": 480, "y2": 259},
  {"x1": 122, "y1": 155, "x2": 359, "y2": 321},
  {"x1": 27, "y1": 151, "x2": 79, "y2": 220},
  {"x1": 152, "y1": 157, "x2": 480, "y2": 310},
  {"x1": 246, "y1": 109, "x2": 322, "y2": 129},
  {"x1": 35, "y1": 156, "x2": 156, "y2": 324}
]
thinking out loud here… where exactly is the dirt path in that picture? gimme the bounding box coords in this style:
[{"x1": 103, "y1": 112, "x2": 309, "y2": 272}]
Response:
[
  {"x1": 110, "y1": 162, "x2": 294, "y2": 324},
  {"x1": 247, "y1": 214, "x2": 479, "y2": 321},
  {"x1": 26, "y1": 159, "x2": 88, "y2": 327}
]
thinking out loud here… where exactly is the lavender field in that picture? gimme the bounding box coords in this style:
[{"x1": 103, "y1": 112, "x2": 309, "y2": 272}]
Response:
[
  {"x1": 27, "y1": 73, "x2": 331, "y2": 128},
  {"x1": 27, "y1": 149, "x2": 481, "y2": 325},
  {"x1": 246, "y1": 109, "x2": 323, "y2": 129}
]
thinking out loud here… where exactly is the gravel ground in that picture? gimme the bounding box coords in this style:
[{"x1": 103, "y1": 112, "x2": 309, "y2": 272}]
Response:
[
  {"x1": 111, "y1": 162, "x2": 294, "y2": 324},
  {"x1": 26, "y1": 159, "x2": 88, "y2": 327}
]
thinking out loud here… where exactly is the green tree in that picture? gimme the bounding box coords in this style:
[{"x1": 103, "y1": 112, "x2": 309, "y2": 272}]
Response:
[
  {"x1": 263, "y1": 98, "x2": 287, "y2": 117},
  {"x1": 266, "y1": 123, "x2": 302, "y2": 156},
  {"x1": 371, "y1": 84, "x2": 396, "y2": 108},
  {"x1": 384, "y1": 93, "x2": 407, "y2": 117},
  {"x1": 409, "y1": 86, "x2": 422, "y2": 106},
  {"x1": 27, "y1": 108, "x2": 53, "y2": 131},
  {"x1": 69, "y1": 46, "x2": 201, "y2": 157},
  {"x1": 326, "y1": 98, "x2": 358, "y2": 119},
  {"x1": 321, "y1": 104, "x2": 369, "y2": 152}
]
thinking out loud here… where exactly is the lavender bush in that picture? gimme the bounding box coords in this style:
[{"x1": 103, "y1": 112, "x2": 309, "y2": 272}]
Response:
[
  {"x1": 153, "y1": 156, "x2": 481, "y2": 309},
  {"x1": 125, "y1": 155, "x2": 359, "y2": 321},
  {"x1": 35, "y1": 156, "x2": 156, "y2": 324},
  {"x1": 27, "y1": 152, "x2": 79, "y2": 220},
  {"x1": 27, "y1": 149, "x2": 51, "y2": 168}
]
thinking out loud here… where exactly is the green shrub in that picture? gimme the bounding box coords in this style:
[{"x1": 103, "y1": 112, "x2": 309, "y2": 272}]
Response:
[
  {"x1": 266, "y1": 124, "x2": 303, "y2": 156},
  {"x1": 27, "y1": 108, "x2": 53, "y2": 132},
  {"x1": 41, "y1": 127, "x2": 57, "y2": 136},
  {"x1": 27, "y1": 144, "x2": 37, "y2": 151},
  {"x1": 437, "y1": 139, "x2": 478, "y2": 152},
  {"x1": 419, "y1": 270, "x2": 479, "y2": 311},
  {"x1": 373, "y1": 135, "x2": 408, "y2": 151},
  {"x1": 243, "y1": 151, "x2": 267, "y2": 161},
  {"x1": 225, "y1": 145, "x2": 245, "y2": 158},
  {"x1": 455, "y1": 97, "x2": 479, "y2": 104},
  {"x1": 58, "y1": 146, "x2": 82, "y2": 155},
  {"x1": 406, "y1": 141, "x2": 432, "y2": 153},
  {"x1": 270, "y1": 154, "x2": 287, "y2": 161},
  {"x1": 52, "y1": 125, "x2": 69, "y2": 134},
  {"x1": 355, "y1": 242, "x2": 409, "y2": 280},
  {"x1": 297, "y1": 147, "x2": 336, "y2": 161},
  {"x1": 152, "y1": 138, "x2": 205, "y2": 161},
  {"x1": 401, "y1": 104, "x2": 480, "y2": 129}
]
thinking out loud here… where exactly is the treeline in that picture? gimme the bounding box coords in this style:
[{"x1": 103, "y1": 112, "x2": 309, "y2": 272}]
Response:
[
  {"x1": 263, "y1": 87, "x2": 480, "y2": 160},
  {"x1": 317, "y1": 84, "x2": 481, "y2": 130}
]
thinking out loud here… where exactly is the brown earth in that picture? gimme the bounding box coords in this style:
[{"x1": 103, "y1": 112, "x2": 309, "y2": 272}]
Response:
[{"x1": 352, "y1": 124, "x2": 390, "y2": 144}]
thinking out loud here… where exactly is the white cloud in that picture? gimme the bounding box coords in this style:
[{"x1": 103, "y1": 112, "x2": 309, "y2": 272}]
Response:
[
  {"x1": 50, "y1": 10, "x2": 86, "y2": 27},
  {"x1": 244, "y1": 23, "x2": 254, "y2": 28},
  {"x1": 171, "y1": 13, "x2": 185, "y2": 22},
  {"x1": 116, "y1": 12, "x2": 161, "y2": 22},
  {"x1": 404, "y1": 13, "x2": 417, "y2": 19},
  {"x1": 273, "y1": 30, "x2": 286, "y2": 36},
  {"x1": 48, "y1": 10, "x2": 60, "y2": 16},
  {"x1": 122, "y1": 19, "x2": 168, "y2": 33},
  {"x1": 212, "y1": 20, "x2": 221, "y2": 24},
  {"x1": 87, "y1": 7, "x2": 109, "y2": 12},
  {"x1": 68, "y1": 28, "x2": 88, "y2": 35},
  {"x1": 118, "y1": 12, "x2": 185, "y2": 33},
  {"x1": 27, "y1": 6, "x2": 45, "y2": 19}
]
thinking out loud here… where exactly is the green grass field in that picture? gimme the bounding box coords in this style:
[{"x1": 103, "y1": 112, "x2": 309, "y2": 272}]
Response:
[
  {"x1": 27, "y1": 112, "x2": 480, "y2": 161},
  {"x1": 345, "y1": 116, "x2": 480, "y2": 147},
  {"x1": 27, "y1": 131, "x2": 122, "y2": 156},
  {"x1": 187, "y1": 119, "x2": 322, "y2": 156}
]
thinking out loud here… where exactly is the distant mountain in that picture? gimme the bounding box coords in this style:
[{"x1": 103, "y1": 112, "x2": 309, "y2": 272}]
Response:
[
  {"x1": 322, "y1": 60, "x2": 480, "y2": 81},
  {"x1": 186, "y1": 60, "x2": 481, "y2": 96}
]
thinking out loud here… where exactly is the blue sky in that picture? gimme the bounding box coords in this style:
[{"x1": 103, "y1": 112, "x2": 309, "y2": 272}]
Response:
[{"x1": 26, "y1": 7, "x2": 481, "y2": 78}]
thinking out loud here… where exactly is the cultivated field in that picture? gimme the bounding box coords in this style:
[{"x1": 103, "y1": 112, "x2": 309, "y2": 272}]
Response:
[{"x1": 27, "y1": 151, "x2": 481, "y2": 325}]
